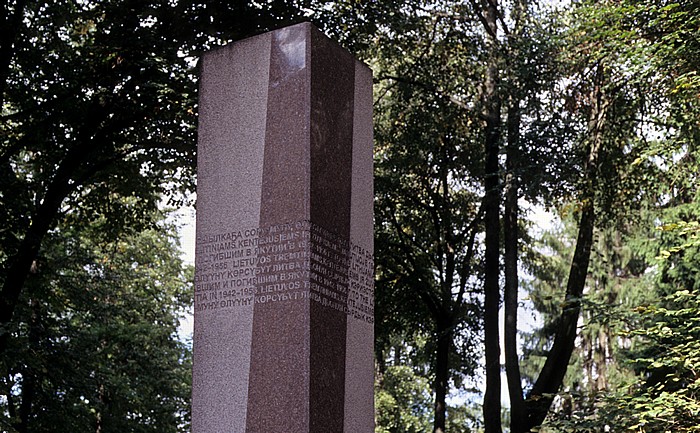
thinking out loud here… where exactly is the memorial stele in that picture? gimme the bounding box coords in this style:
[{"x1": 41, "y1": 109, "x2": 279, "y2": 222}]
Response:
[{"x1": 192, "y1": 22, "x2": 374, "y2": 433}]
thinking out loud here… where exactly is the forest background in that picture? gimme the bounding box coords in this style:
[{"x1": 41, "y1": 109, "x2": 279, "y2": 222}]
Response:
[{"x1": 1, "y1": 0, "x2": 699, "y2": 432}]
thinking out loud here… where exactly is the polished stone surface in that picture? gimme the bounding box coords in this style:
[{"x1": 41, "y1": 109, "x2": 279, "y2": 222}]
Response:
[{"x1": 193, "y1": 22, "x2": 374, "y2": 433}]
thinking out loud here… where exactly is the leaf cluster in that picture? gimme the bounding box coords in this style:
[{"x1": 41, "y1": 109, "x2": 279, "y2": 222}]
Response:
[{"x1": 0, "y1": 209, "x2": 192, "y2": 433}]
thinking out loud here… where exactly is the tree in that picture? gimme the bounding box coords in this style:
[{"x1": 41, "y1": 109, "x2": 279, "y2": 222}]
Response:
[
  {"x1": 514, "y1": 1, "x2": 700, "y2": 430},
  {"x1": 0, "y1": 209, "x2": 192, "y2": 433},
  {"x1": 332, "y1": 0, "x2": 700, "y2": 430},
  {"x1": 479, "y1": 0, "x2": 502, "y2": 429},
  {"x1": 492, "y1": 1, "x2": 660, "y2": 429},
  {"x1": 0, "y1": 0, "x2": 308, "y2": 363},
  {"x1": 372, "y1": 22, "x2": 485, "y2": 432},
  {"x1": 315, "y1": 2, "x2": 580, "y2": 430},
  {"x1": 375, "y1": 360, "x2": 434, "y2": 433}
]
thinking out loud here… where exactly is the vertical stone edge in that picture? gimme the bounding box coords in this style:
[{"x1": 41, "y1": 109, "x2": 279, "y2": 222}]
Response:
[
  {"x1": 245, "y1": 23, "x2": 312, "y2": 433},
  {"x1": 193, "y1": 32, "x2": 271, "y2": 433},
  {"x1": 344, "y1": 60, "x2": 375, "y2": 433},
  {"x1": 307, "y1": 24, "x2": 356, "y2": 433}
]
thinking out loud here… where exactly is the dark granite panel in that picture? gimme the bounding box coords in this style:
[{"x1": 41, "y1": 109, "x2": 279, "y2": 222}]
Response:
[{"x1": 307, "y1": 25, "x2": 356, "y2": 433}]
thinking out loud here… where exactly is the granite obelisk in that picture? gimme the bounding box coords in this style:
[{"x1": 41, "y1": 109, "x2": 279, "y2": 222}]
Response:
[{"x1": 192, "y1": 22, "x2": 374, "y2": 433}]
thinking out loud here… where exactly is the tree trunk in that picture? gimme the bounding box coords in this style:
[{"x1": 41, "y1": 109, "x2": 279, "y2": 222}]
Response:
[
  {"x1": 524, "y1": 191, "x2": 596, "y2": 429},
  {"x1": 0, "y1": 175, "x2": 70, "y2": 357},
  {"x1": 0, "y1": 104, "x2": 110, "y2": 361},
  {"x1": 524, "y1": 66, "x2": 610, "y2": 431},
  {"x1": 6, "y1": 374, "x2": 17, "y2": 421},
  {"x1": 17, "y1": 299, "x2": 41, "y2": 433},
  {"x1": 433, "y1": 322, "x2": 451, "y2": 433},
  {"x1": 482, "y1": 0, "x2": 502, "y2": 431},
  {"x1": 96, "y1": 383, "x2": 105, "y2": 433},
  {"x1": 504, "y1": 102, "x2": 525, "y2": 433},
  {"x1": 17, "y1": 361, "x2": 35, "y2": 433}
]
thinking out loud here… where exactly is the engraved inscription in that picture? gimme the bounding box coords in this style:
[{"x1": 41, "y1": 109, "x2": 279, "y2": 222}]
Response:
[
  {"x1": 348, "y1": 243, "x2": 374, "y2": 323},
  {"x1": 194, "y1": 220, "x2": 374, "y2": 323}
]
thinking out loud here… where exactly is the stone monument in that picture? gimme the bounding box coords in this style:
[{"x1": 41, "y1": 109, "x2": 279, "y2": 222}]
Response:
[{"x1": 192, "y1": 22, "x2": 374, "y2": 433}]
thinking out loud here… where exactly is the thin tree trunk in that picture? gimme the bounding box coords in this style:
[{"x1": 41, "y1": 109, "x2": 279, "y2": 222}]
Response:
[
  {"x1": 6, "y1": 375, "x2": 17, "y2": 420},
  {"x1": 524, "y1": 66, "x2": 610, "y2": 431},
  {"x1": 0, "y1": 105, "x2": 110, "y2": 361},
  {"x1": 504, "y1": 102, "x2": 525, "y2": 433},
  {"x1": 482, "y1": 0, "x2": 502, "y2": 430},
  {"x1": 17, "y1": 299, "x2": 40, "y2": 433},
  {"x1": 0, "y1": 175, "x2": 70, "y2": 357},
  {"x1": 96, "y1": 383, "x2": 105, "y2": 433},
  {"x1": 433, "y1": 322, "x2": 451, "y2": 433},
  {"x1": 433, "y1": 135, "x2": 455, "y2": 433},
  {"x1": 17, "y1": 362, "x2": 35, "y2": 433}
]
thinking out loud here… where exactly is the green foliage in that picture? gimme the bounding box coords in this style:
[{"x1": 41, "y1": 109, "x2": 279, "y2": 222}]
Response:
[
  {"x1": 360, "y1": 0, "x2": 700, "y2": 430},
  {"x1": 540, "y1": 285, "x2": 700, "y2": 432},
  {"x1": 0, "y1": 0, "x2": 306, "y2": 248},
  {"x1": 619, "y1": 289, "x2": 700, "y2": 431},
  {"x1": 360, "y1": 4, "x2": 488, "y2": 427},
  {"x1": 3, "y1": 1, "x2": 699, "y2": 432},
  {"x1": 0, "y1": 210, "x2": 192, "y2": 433},
  {"x1": 656, "y1": 222, "x2": 700, "y2": 259},
  {"x1": 376, "y1": 365, "x2": 433, "y2": 433}
]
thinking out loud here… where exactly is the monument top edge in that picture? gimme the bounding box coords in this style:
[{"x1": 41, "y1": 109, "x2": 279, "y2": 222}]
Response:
[{"x1": 206, "y1": 21, "x2": 372, "y2": 72}]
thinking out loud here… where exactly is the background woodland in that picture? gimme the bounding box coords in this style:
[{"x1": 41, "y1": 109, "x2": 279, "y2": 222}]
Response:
[{"x1": 1, "y1": 1, "x2": 699, "y2": 432}]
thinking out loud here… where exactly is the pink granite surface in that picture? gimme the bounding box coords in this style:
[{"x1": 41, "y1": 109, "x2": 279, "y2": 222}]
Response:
[{"x1": 193, "y1": 22, "x2": 374, "y2": 433}]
